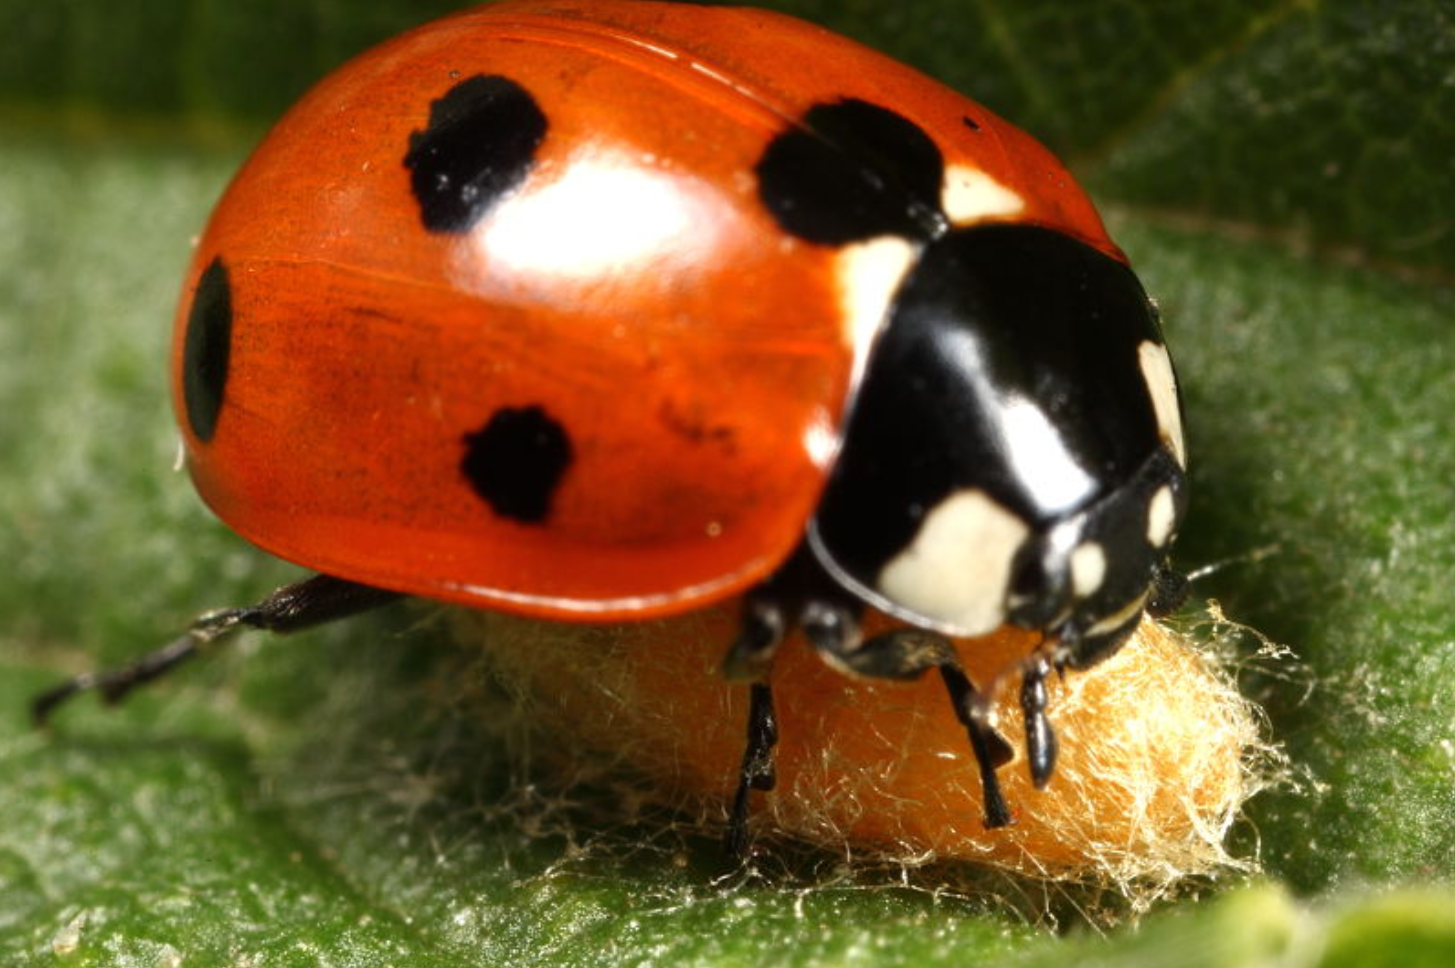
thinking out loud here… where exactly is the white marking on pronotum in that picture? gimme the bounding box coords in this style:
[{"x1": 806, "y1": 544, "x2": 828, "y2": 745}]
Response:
[
  {"x1": 1147, "y1": 484, "x2": 1177, "y2": 547},
  {"x1": 1138, "y1": 340, "x2": 1186, "y2": 467},
  {"x1": 933, "y1": 328, "x2": 1099, "y2": 515},
  {"x1": 876, "y1": 488, "x2": 1029, "y2": 635},
  {"x1": 1070, "y1": 541, "x2": 1108, "y2": 597},
  {"x1": 996, "y1": 396, "x2": 1098, "y2": 514},
  {"x1": 834, "y1": 235, "x2": 918, "y2": 384},
  {"x1": 941, "y1": 165, "x2": 1025, "y2": 225}
]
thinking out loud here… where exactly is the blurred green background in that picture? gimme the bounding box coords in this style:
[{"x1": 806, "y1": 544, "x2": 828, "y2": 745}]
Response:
[{"x1": 2, "y1": 0, "x2": 1453, "y2": 965}]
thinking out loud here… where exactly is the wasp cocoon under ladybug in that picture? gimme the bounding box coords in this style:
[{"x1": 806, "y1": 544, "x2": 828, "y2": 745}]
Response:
[
  {"x1": 469, "y1": 608, "x2": 1264, "y2": 884},
  {"x1": 33, "y1": 0, "x2": 1191, "y2": 856}
]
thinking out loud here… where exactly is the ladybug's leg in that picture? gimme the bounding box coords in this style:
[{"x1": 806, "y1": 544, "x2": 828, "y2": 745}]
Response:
[
  {"x1": 941, "y1": 663, "x2": 1016, "y2": 829},
  {"x1": 720, "y1": 593, "x2": 785, "y2": 858},
  {"x1": 1019, "y1": 654, "x2": 1057, "y2": 788},
  {"x1": 724, "y1": 682, "x2": 779, "y2": 859},
  {"x1": 814, "y1": 628, "x2": 1015, "y2": 828},
  {"x1": 721, "y1": 586, "x2": 789, "y2": 683},
  {"x1": 32, "y1": 574, "x2": 400, "y2": 725},
  {"x1": 720, "y1": 545, "x2": 862, "y2": 857},
  {"x1": 721, "y1": 582, "x2": 796, "y2": 858}
]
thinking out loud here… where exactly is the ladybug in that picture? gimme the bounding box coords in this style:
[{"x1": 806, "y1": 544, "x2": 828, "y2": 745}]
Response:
[{"x1": 34, "y1": 0, "x2": 1189, "y2": 856}]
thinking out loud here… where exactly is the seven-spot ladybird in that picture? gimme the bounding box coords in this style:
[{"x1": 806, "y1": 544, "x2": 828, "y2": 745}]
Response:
[{"x1": 33, "y1": 0, "x2": 1189, "y2": 857}]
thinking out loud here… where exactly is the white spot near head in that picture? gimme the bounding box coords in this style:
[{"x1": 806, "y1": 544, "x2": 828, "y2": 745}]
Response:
[
  {"x1": 835, "y1": 235, "x2": 918, "y2": 377},
  {"x1": 1147, "y1": 484, "x2": 1177, "y2": 548},
  {"x1": 876, "y1": 488, "x2": 1029, "y2": 635},
  {"x1": 1070, "y1": 541, "x2": 1107, "y2": 597},
  {"x1": 1139, "y1": 340, "x2": 1186, "y2": 467},
  {"x1": 941, "y1": 165, "x2": 1024, "y2": 226}
]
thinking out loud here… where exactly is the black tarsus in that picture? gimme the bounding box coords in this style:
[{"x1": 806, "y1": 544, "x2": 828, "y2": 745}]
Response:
[
  {"x1": 1020, "y1": 654, "x2": 1057, "y2": 789},
  {"x1": 939, "y1": 663, "x2": 1015, "y2": 828},
  {"x1": 724, "y1": 682, "x2": 779, "y2": 858},
  {"x1": 720, "y1": 545, "x2": 863, "y2": 857},
  {"x1": 31, "y1": 574, "x2": 400, "y2": 726}
]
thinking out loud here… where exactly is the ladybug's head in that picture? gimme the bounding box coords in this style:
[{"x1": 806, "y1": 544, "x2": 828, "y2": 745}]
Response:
[
  {"x1": 807, "y1": 224, "x2": 1188, "y2": 661},
  {"x1": 999, "y1": 446, "x2": 1187, "y2": 663}
]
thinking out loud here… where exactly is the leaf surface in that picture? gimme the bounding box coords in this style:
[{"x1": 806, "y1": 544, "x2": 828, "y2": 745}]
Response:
[{"x1": 1, "y1": 0, "x2": 1452, "y2": 964}]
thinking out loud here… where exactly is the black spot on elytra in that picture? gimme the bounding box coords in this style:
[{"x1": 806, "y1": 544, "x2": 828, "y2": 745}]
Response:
[
  {"x1": 756, "y1": 98, "x2": 945, "y2": 244},
  {"x1": 182, "y1": 257, "x2": 232, "y2": 442},
  {"x1": 962, "y1": 115, "x2": 981, "y2": 132},
  {"x1": 404, "y1": 75, "x2": 547, "y2": 234},
  {"x1": 461, "y1": 405, "x2": 572, "y2": 523}
]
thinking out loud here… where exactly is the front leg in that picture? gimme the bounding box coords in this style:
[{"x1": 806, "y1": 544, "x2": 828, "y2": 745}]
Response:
[
  {"x1": 1019, "y1": 654, "x2": 1057, "y2": 789},
  {"x1": 718, "y1": 545, "x2": 862, "y2": 857},
  {"x1": 810, "y1": 625, "x2": 1016, "y2": 829},
  {"x1": 720, "y1": 542, "x2": 1022, "y2": 851},
  {"x1": 724, "y1": 682, "x2": 779, "y2": 859}
]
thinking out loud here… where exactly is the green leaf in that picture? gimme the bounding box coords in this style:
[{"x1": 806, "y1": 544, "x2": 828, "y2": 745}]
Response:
[
  {"x1": 1090, "y1": 0, "x2": 1455, "y2": 276},
  {"x1": 1140, "y1": 218, "x2": 1455, "y2": 890},
  {"x1": 0, "y1": 0, "x2": 463, "y2": 126},
  {"x1": 2, "y1": 0, "x2": 1453, "y2": 965},
  {"x1": 1316, "y1": 890, "x2": 1455, "y2": 968}
]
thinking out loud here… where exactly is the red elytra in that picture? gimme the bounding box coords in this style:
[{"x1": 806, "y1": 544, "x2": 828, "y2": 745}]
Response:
[{"x1": 174, "y1": 0, "x2": 1119, "y2": 623}]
